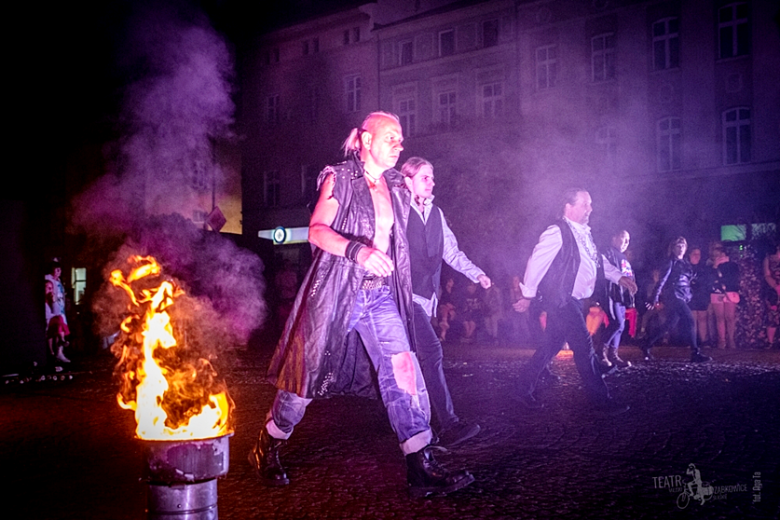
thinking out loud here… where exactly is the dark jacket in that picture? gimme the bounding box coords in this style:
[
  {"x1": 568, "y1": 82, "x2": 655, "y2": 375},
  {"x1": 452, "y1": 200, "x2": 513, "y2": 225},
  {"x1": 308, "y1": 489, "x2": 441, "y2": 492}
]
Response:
[
  {"x1": 601, "y1": 246, "x2": 635, "y2": 310},
  {"x1": 267, "y1": 154, "x2": 414, "y2": 399},
  {"x1": 689, "y1": 263, "x2": 713, "y2": 311},
  {"x1": 711, "y1": 261, "x2": 740, "y2": 294},
  {"x1": 653, "y1": 257, "x2": 694, "y2": 304}
]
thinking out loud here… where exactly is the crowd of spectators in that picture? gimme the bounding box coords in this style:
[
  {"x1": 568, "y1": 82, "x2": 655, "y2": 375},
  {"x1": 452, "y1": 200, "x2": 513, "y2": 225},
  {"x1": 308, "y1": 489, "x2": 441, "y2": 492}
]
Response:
[{"x1": 421, "y1": 237, "x2": 780, "y2": 351}]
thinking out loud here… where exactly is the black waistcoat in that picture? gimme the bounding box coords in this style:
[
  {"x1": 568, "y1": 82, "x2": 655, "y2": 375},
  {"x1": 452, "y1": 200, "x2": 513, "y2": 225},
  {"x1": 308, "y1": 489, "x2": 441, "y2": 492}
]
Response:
[
  {"x1": 407, "y1": 205, "x2": 444, "y2": 299},
  {"x1": 537, "y1": 220, "x2": 580, "y2": 308}
]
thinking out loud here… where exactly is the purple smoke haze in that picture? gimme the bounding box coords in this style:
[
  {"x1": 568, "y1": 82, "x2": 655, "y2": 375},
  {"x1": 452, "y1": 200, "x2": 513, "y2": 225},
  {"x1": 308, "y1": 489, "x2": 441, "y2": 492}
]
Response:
[{"x1": 72, "y1": 1, "x2": 266, "y2": 346}]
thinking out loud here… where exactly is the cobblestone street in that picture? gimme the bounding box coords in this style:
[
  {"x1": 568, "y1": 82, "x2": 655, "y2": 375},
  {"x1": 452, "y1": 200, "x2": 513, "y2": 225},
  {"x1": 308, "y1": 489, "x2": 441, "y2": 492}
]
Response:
[{"x1": 3, "y1": 343, "x2": 778, "y2": 519}]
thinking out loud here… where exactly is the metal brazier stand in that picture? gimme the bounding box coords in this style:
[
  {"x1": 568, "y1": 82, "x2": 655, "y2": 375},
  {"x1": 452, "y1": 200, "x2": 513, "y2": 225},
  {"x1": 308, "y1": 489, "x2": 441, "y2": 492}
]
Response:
[{"x1": 140, "y1": 434, "x2": 232, "y2": 520}]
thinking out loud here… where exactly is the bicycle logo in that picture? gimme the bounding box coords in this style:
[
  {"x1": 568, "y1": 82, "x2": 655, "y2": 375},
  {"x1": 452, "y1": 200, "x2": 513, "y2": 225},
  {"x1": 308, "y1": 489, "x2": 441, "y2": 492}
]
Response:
[{"x1": 677, "y1": 463, "x2": 714, "y2": 509}]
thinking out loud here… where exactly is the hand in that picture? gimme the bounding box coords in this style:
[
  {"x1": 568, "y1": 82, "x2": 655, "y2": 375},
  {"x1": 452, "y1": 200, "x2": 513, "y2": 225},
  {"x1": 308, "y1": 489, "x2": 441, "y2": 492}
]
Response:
[
  {"x1": 513, "y1": 298, "x2": 531, "y2": 313},
  {"x1": 356, "y1": 247, "x2": 394, "y2": 277},
  {"x1": 619, "y1": 276, "x2": 638, "y2": 295},
  {"x1": 477, "y1": 274, "x2": 492, "y2": 289}
]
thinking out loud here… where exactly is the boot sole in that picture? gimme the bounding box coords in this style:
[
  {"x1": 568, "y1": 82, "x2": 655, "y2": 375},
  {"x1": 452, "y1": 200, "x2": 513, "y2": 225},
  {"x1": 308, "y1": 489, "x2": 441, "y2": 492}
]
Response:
[{"x1": 408, "y1": 472, "x2": 475, "y2": 498}]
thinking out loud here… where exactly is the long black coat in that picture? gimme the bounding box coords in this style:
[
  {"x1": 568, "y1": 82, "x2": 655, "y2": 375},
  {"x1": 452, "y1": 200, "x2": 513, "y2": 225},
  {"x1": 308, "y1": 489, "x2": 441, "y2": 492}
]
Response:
[{"x1": 267, "y1": 156, "x2": 415, "y2": 399}]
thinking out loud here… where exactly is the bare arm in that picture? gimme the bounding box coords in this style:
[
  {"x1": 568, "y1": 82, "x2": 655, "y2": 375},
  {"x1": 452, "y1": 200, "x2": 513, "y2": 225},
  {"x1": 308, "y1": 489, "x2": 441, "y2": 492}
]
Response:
[{"x1": 308, "y1": 173, "x2": 394, "y2": 277}]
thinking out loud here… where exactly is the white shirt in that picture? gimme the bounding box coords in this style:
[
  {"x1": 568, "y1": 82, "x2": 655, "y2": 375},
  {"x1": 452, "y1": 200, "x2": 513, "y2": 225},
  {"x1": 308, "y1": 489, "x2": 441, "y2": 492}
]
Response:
[
  {"x1": 519, "y1": 217, "x2": 623, "y2": 300},
  {"x1": 410, "y1": 196, "x2": 485, "y2": 317}
]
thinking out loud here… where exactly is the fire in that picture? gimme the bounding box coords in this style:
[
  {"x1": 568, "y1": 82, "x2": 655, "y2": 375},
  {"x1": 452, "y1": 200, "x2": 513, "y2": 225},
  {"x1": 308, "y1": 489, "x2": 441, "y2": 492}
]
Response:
[{"x1": 110, "y1": 255, "x2": 232, "y2": 440}]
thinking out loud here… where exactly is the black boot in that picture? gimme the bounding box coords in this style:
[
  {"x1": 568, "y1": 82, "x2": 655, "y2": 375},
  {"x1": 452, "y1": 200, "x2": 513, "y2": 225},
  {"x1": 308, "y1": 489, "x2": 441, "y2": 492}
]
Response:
[
  {"x1": 406, "y1": 445, "x2": 474, "y2": 498},
  {"x1": 248, "y1": 428, "x2": 289, "y2": 486}
]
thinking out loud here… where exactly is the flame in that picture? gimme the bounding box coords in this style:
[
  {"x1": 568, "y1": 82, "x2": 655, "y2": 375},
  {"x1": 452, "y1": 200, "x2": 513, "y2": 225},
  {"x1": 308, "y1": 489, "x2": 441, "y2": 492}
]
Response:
[{"x1": 110, "y1": 255, "x2": 232, "y2": 440}]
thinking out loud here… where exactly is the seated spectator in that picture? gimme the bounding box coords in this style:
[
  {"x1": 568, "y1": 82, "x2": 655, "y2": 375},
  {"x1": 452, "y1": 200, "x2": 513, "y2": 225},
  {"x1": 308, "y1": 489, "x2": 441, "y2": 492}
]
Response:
[
  {"x1": 482, "y1": 284, "x2": 503, "y2": 345},
  {"x1": 460, "y1": 282, "x2": 483, "y2": 343},
  {"x1": 436, "y1": 277, "x2": 457, "y2": 342}
]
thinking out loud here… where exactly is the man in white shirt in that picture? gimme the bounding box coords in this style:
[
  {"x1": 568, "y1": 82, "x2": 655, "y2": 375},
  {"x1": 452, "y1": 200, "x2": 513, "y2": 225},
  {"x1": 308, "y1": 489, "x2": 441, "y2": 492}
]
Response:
[{"x1": 512, "y1": 189, "x2": 637, "y2": 413}]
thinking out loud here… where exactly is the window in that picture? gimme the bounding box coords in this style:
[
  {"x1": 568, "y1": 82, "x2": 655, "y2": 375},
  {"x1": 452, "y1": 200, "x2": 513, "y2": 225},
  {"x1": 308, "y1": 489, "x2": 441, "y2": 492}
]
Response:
[
  {"x1": 718, "y1": 3, "x2": 749, "y2": 58},
  {"x1": 653, "y1": 17, "x2": 679, "y2": 70},
  {"x1": 481, "y1": 82, "x2": 503, "y2": 118},
  {"x1": 656, "y1": 117, "x2": 682, "y2": 172},
  {"x1": 438, "y1": 90, "x2": 457, "y2": 127},
  {"x1": 397, "y1": 98, "x2": 417, "y2": 137},
  {"x1": 536, "y1": 45, "x2": 558, "y2": 90},
  {"x1": 189, "y1": 158, "x2": 209, "y2": 192},
  {"x1": 265, "y1": 95, "x2": 279, "y2": 123},
  {"x1": 345, "y1": 75, "x2": 361, "y2": 112},
  {"x1": 591, "y1": 33, "x2": 615, "y2": 81},
  {"x1": 71, "y1": 267, "x2": 87, "y2": 306},
  {"x1": 264, "y1": 171, "x2": 280, "y2": 207},
  {"x1": 344, "y1": 27, "x2": 360, "y2": 45},
  {"x1": 595, "y1": 126, "x2": 617, "y2": 170},
  {"x1": 439, "y1": 29, "x2": 455, "y2": 57},
  {"x1": 399, "y1": 40, "x2": 413, "y2": 66},
  {"x1": 482, "y1": 20, "x2": 499, "y2": 48},
  {"x1": 722, "y1": 108, "x2": 751, "y2": 164}
]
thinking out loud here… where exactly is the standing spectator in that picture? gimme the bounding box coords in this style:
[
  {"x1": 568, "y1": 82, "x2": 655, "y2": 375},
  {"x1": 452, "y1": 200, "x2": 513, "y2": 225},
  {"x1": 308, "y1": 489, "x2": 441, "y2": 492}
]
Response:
[
  {"x1": 598, "y1": 229, "x2": 636, "y2": 369},
  {"x1": 642, "y1": 237, "x2": 711, "y2": 363},
  {"x1": 45, "y1": 280, "x2": 70, "y2": 363},
  {"x1": 45, "y1": 259, "x2": 70, "y2": 363},
  {"x1": 688, "y1": 246, "x2": 713, "y2": 347},
  {"x1": 763, "y1": 241, "x2": 780, "y2": 349},
  {"x1": 709, "y1": 244, "x2": 740, "y2": 349}
]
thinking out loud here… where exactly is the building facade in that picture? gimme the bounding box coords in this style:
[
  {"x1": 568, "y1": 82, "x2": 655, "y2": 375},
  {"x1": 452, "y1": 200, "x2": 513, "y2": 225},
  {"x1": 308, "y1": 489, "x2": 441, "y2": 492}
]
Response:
[{"x1": 240, "y1": 0, "x2": 779, "y2": 270}]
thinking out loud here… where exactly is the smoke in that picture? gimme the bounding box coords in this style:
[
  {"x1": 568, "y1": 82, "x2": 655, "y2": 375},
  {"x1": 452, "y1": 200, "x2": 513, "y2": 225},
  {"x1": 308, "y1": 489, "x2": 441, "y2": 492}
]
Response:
[
  {"x1": 73, "y1": 1, "x2": 266, "y2": 346},
  {"x1": 93, "y1": 213, "x2": 266, "y2": 347},
  {"x1": 71, "y1": 1, "x2": 234, "y2": 233}
]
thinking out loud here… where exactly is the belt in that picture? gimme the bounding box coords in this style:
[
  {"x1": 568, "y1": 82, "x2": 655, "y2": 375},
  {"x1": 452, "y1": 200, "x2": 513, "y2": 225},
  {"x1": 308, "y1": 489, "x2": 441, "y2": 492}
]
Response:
[{"x1": 360, "y1": 276, "x2": 387, "y2": 290}]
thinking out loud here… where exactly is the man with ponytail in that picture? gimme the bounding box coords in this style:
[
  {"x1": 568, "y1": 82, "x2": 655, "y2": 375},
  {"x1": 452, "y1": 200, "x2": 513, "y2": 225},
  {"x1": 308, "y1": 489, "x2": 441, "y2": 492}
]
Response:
[{"x1": 250, "y1": 112, "x2": 474, "y2": 498}]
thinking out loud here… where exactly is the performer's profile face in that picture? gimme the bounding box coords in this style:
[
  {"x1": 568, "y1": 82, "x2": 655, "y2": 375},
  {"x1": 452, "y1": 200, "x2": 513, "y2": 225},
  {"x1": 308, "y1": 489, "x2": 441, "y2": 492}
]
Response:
[
  {"x1": 363, "y1": 116, "x2": 404, "y2": 170},
  {"x1": 565, "y1": 191, "x2": 592, "y2": 225},
  {"x1": 612, "y1": 231, "x2": 630, "y2": 253},
  {"x1": 405, "y1": 165, "x2": 435, "y2": 199}
]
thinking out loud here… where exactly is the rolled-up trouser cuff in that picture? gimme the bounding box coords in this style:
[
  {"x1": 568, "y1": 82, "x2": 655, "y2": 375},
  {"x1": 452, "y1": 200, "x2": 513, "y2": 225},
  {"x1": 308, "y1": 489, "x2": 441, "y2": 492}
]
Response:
[
  {"x1": 266, "y1": 419, "x2": 293, "y2": 440},
  {"x1": 400, "y1": 428, "x2": 433, "y2": 455}
]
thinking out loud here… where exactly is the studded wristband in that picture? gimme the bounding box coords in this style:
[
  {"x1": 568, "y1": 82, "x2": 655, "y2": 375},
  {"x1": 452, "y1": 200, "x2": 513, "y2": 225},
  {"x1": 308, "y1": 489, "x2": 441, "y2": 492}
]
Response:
[{"x1": 345, "y1": 240, "x2": 366, "y2": 263}]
